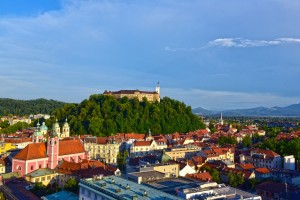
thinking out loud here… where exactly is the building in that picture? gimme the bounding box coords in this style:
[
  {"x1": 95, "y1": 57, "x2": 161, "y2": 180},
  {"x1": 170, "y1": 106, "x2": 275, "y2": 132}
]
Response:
[
  {"x1": 12, "y1": 127, "x2": 87, "y2": 176},
  {"x1": 177, "y1": 182, "x2": 262, "y2": 200},
  {"x1": 245, "y1": 149, "x2": 282, "y2": 169},
  {"x1": 79, "y1": 175, "x2": 184, "y2": 200},
  {"x1": 8, "y1": 116, "x2": 31, "y2": 125},
  {"x1": 0, "y1": 158, "x2": 5, "y2": 174},
  {"x1": 0, "y1": 142, "x2": 16, "y2": 154},
  {"x1": 256, "y1": 181, "x2": 300, "y2": 200},
  {"x1": 84, "y1": 136, "x2": 121, "y2": 164},
  {"x1": 103, "y1": 83, "x2": 160, "y2": 102},
  {"x1": 24, "y1": 168, "x2": 57, "y2": 186},
  {"x1": 284, "y1": 155, "x2": 295, "y2": 170},
  {"x1": 165, "y1": 145, "x2": 201, "y2": 160},
  {"x1": 56, "y1": 159, "x2": 118, "y2": 188},
  {"x1": 198, "y1": 147, "x2": 234, "y2": 163},
  {"x1": 130, "y1": 139, "x2": 167, "y2": 157}
]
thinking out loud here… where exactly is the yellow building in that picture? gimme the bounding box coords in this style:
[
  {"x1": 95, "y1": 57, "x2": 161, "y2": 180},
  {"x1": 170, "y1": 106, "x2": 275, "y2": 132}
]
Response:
[
  {"x1": 24, "y1": 168, "x2": 57, "y2": 186},
  {"x1": 165, "y1": 145, "x2": 201, "y2": 160},
  {"x1": 0, "y1": 142, "x2": 16, "y2": 154},
  {"x1": 0, "y1": 159, "x2": 5, "y2": 174},
  {"x1": 84, "y1": 137, "x2": 121, "y2": 164},
  {"x1": 103, "y1": 84, "x2": 160, "y2": 103}
]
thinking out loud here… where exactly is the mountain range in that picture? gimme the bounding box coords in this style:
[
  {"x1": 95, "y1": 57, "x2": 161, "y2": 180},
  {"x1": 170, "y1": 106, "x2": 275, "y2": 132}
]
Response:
[{"x1": 192, "y1": 103, "x2": 300, "y2": 117}]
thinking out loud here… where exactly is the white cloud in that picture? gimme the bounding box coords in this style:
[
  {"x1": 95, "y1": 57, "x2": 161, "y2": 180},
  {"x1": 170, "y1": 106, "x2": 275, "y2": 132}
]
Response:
[{"x1": 165, "y1": 37, "x2": 300, "y2": 51}]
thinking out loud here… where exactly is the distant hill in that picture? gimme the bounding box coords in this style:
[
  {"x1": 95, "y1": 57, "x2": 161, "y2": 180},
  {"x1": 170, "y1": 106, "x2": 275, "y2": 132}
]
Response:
[
  {"x1": 0, "y1": 98, "x2": 67, "y2": 116},
  {"x1": 192, "y1": 103, "x2": 300, "y2": 117},
  {"x1": 192, "y1": 107, "x2": 214, "y2": 115}
]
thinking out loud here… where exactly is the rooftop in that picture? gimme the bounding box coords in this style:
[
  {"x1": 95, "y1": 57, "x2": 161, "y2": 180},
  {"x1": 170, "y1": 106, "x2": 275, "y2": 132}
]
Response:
[
  {"x1": 41, "y1": 190, "x2": 78, "y2": 200},
  {"x1": 25, "y1": 168, "x2": 55, "y2": 178},
  {"x1": 79, "y1": 175, "x2": 183, "y2": 200}
]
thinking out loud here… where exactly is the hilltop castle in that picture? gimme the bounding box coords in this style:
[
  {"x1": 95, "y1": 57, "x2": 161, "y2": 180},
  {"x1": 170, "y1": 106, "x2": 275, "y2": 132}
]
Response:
[{"x1": 103, "y1": 83, "x2": 160, "y2": 102}]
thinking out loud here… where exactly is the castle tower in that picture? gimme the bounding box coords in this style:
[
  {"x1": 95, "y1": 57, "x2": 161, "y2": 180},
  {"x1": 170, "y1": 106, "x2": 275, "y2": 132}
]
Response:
[
  {"x1": 47, "y1": 127, "x2": 59, "y2": 169},
  {"x1": 61, "y1": 118, "x2": 70, "y2": 138}
]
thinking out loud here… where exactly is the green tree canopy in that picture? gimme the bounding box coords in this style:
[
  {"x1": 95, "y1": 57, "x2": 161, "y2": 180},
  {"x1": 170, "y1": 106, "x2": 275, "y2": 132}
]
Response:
[{"x1": 51, "y1": 95, "x2": 205, "y2": 136}]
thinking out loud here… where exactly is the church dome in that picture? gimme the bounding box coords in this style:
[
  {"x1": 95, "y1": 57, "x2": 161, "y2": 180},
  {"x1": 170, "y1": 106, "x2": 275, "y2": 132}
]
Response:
[
  {"x1": 63, "y1": 118, "x2": 69, "y2": 127},
  {"x1": 52, "y1": 119, "x2": 60, "y2": 130},
  {"x1": 49, "y1": 128, "x2": 58, "y2": 138},
  {"x1": 34, "y1": 121, "x2": 43, "y2": 137},
  {"x1": 40, "y1": 122, "x2": 48, "y2": 131}
]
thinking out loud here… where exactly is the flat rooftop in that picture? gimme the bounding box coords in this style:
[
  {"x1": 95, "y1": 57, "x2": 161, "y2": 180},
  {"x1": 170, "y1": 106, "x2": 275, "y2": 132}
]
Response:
[
  {"x1": 42, "y1": 191, "x2": 78, "y2": 200},
  {"x1": 25, "y1": 168, "x2": 55, "y2": 178},
  {"x1": 80, "y1": 175, "x2": 184, "y2": 200}
]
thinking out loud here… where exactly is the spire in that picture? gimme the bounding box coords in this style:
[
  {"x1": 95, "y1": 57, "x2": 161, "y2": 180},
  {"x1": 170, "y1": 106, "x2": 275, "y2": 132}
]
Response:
[
  {"x1": 220, "y1": 112, "x2": 224, "y2": 125},
  {"x1": 36, "y1": 120, "x2": 40, "y2": 131},
  {"x1": 148, "y1": 128, "x2": 152, "y2": 137}
]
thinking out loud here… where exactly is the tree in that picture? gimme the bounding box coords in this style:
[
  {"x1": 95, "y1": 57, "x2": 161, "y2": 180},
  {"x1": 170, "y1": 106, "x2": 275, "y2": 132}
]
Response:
[
  {"x1": 209, "y1": 122, "x2": 217, "y2": 133},
  {"x1": 228, "y1": 172, "x2": 244, "y2": 188},
  {"x1": 218, "y1": 136, "x2": 237, "y2": 146},
  {"x1": 201, "y1": 166, "x2": 221, "y2": 183},
  {"x1": 242, "y1": 135, "x2": 252, "y2": 147},
  {"x1": 117, "y1": 150, "x2": 129, "y2": 171},
  {"x1": 64, "y1": 177, "x2": 79, "y2": 193}
]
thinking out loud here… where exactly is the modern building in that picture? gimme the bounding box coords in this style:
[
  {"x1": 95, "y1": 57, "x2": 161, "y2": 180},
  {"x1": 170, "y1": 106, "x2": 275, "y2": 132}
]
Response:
[
  {"x1": 177, "y1": 182, "x2": 262, "y2": 200},
  {"x1": 79, "y1": 175, "x2": 184, "y2": 200},
  {"x1": 103, "y1": 83, "x2": 161, "y2": 102}
]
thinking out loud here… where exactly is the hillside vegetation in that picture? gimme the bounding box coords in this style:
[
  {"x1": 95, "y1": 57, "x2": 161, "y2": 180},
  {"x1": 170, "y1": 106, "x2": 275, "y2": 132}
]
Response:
[
  {"x1": 52, "y1": 94, "x2": 205, "y2": 136},
  {"x1": 0, "y1": 98, "x2": 66, "y2": 116}
]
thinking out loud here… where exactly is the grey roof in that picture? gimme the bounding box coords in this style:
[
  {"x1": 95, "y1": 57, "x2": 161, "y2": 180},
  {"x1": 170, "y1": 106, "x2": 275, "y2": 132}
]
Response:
[{"x1": 79, "y1": 175, "x2": 184, "y2": 200}]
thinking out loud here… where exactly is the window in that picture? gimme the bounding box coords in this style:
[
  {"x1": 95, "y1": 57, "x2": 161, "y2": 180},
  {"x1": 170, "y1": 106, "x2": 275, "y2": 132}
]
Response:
[
  {"x1": 39, "y1": 164, "x2": 42, "y2": 168},
  {"x1": 31, "y1": 166, "x2": 34, "y2": 170},
  {"x1": 17, "y1": 165, "x2": 22, "y2": 170}
]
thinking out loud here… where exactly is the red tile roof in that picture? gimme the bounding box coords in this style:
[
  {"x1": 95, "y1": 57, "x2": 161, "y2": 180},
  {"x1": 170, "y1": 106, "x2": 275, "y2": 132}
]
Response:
[
  {"x1": 59, "y1": 140, "x2": 85, "y2": 156},
  {"x1": 57, "y1": 160, "x2": 116, "y2": 178},
  {"x1": 14, "y1": 143, "x2": 47, "y2": 160},
  {"x1": 255, "y1": 167, "x2": 270, "y2": 174},
  {"x1": 186, "y1": 172, "x2": 212, "y2": 182},
  {"x1": 14, "y1": 140, "x2": 85, "y2": 160},
  {"x1": 134, "y1": 141, "x2": 151, "y2": 146},
  {"x1": 236, "y1": 163, "x2": 255, "y2": 170}
]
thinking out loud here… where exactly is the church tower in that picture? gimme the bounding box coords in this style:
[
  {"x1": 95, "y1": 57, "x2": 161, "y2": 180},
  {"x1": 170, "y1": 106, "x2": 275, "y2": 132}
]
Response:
[
  {"x1": 61, "y1": 118, "x2": 70, "y2": 138},
  {"x1": 33, "y1": 121, "x2": 43, "y2": 143},
  {"x1": 53, "y1": 119, "x2": 61, "y2": 137},
  {"x1": 219, "y1": 113, "x2": 224, "y2": 125},
  {"x1": 155, "y1": 82, "x2": 160, "y2": 95},
  {"x1": 47, "y1": 127, "x2": 59, "y2": 169}
]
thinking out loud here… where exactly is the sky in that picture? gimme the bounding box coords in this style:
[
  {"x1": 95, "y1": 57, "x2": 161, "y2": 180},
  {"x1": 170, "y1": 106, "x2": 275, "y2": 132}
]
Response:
[{"x1": 0, "y1": 0, "x2": 300, "y2": 110}]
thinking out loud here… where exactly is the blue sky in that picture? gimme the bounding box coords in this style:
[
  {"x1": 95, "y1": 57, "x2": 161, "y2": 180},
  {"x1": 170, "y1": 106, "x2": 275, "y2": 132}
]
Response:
[{"x1": 0, "y1": 0, "x2": 300, "y2": 110}]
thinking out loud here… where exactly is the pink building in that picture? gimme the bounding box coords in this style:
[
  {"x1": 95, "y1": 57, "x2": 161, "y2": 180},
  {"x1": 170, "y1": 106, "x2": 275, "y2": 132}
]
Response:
[{"x1": 12, "y1": 130, "x2": 88, "y2": 176}]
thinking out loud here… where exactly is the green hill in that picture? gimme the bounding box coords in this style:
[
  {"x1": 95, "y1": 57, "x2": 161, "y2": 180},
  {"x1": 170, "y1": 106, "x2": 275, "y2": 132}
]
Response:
[
  {"x1": 0, "y1": 98, "x2": 66, "y2": 116},
  {"x1": 52, "y1": 94, "x2": 205, "y2": 136}
]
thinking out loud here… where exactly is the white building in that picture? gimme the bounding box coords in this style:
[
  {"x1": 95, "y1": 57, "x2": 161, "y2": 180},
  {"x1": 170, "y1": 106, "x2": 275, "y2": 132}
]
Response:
[
  {"x1": 284, "y1": 155, "x2": 295, "y2": 170},
  {"x1": 177, "y1": 182, "x2": 262, "y2": 200}
]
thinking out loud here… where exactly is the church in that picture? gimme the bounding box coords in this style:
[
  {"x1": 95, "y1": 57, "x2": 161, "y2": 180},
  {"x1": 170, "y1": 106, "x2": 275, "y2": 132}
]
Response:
[{"x1": 13, "y1": 120, "x2": 88, "y2": 176}]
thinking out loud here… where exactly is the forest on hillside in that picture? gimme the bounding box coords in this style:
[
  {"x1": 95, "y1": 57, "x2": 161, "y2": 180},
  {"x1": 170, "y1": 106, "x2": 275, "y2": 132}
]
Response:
[
  {"x1": 51, "y1": 94, "x2": 205, "y2": 136},
  {"x1": 0, "y1": 98, "x2": 66, "y2": 116}
]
